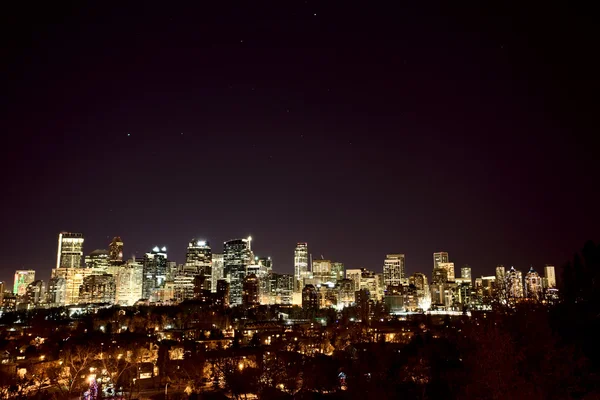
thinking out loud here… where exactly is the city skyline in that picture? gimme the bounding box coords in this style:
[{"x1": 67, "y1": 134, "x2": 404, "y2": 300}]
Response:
[{"x1": 2, "y1": 3, "x2": 597, "y2": 288}]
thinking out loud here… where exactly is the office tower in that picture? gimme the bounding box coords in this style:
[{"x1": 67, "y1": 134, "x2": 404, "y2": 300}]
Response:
[
  {"x1": 383, "y1": 254, "x2": 405, "y2": 288},
  {"x1": 294, "y1": 243, "x2": 309, "y2": 292},
  {"x1": 0, "y1": 282, "x2": 4, "y2": 305},
  {"x1": 85, "y1": 249, "x2": 110, "y2": 272},
  {"x1": 46, "y1": 277, "x2": 66, "y2": 306},
  {"x1": 257, "y1": 257, "x2": 273, "y2": 273},
  {"x1": 115, "y1": 258, "x2": 143, "y2": 306},
  {"x1": 331, "y1": 262, "x2": 345, "y2": 283},
  {"x1": 302, "y1": 284, "x2": 319, "y2": 311},
  {"x1": 223, "y1": 238, "x2": 253, "y2": 306},
  {"x1": 525, "y1": 267, "x2": 543, "y2": 300},
  {"x1": 51, "y1": 267, "x2": 94, "y2": 305},
  {"x1": 544, "y1": 265, "x2": 556, "y2": 288},
  {"x1": 24, "y1": 280, "x2": 45, "y2": 309},
  {"x1": 211, "y1": 254, "x2": 224, "y2": 293},
  {"x1": 409, "y1": 272, "x2": 428, "y2": 291},
  {"x1": 215, "y1": 279, "x2": 230, "y2": 307},
  {"x1": 108, "y1": 237, "x2": 124, "y2": 262},
  {"x1": 495, "y1": 265, "x2": 506, "y2": 281},
  {"x1": 336, "y1": 278, "x2": 355, "y2": 308},
  {"x1": 142, "y1": 246, "x2": 168, "y2": 301},
  {"x1": 56, "y1": 232, "x2": 84, "y2": 268},
  {"x1": 507, "y1": 267, "x2": 524, "y2": 298},
  {"x1": 312, "y1": 259, "x2": 332, "y2": 284},
  {"x1": 433, "y1": 252, "x2": 449, "y2": 272},
  {"x1": 268, "y1": 273, "x2": 294, "y2": 305},
  {"x1": 185, "y1": 239, "x2": 212, "y2": 286},
  {"x1": 242, "y1": 274, "x2": 260, "y2": 307},
  {"x1": 246, "y1": 262, "x2": 270, "y2": 303},
  {"x1": 79, "y1": 274, "x2": 116, "y2": 304},
  {"x1": 438, "y1": 262, "x2": 455, "y2": 282},
  {"x1": 13, "y1": 270, "x2": 35, "y2": 296},
  {"x1": 431, "y1": 267, "x2": 448, "y2": 285},
  {"x1": 461, "y1": 265, "x2": 472, "y2": 280}
]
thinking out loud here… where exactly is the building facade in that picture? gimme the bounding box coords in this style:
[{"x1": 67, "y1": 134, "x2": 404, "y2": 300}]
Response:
[
  {"x1": 56, "y1": 232, "x2": 84, "y2": 268},
  {"x1": 224, "y1": 238, "x2": 253, "y2": 306},
  {"x1": 383, "y1": 254, "x2": 405, "y2": 288},
  {"x1": 294, "y1": 243, "x2": 309, "y2": 292}
]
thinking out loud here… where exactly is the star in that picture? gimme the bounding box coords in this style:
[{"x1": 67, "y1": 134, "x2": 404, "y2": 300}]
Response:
[{"x1": 127, "y1": 133, "x2": 131, "y2": 137}]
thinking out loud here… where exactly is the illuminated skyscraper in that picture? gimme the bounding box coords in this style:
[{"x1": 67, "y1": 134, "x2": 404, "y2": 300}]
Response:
[
  {"x1": 224, "y1": 237, "x2": 253, "y2": 306},
  {"x1": 46, "y1": 277, "x2": 66, "y2": 306},
  {"x1": 525, "y1": 267, "x2": 543, "y2": 300},
  {"x1": 294, "y1": 243, "x2": 309, "y2": 292},
  {"x1": 507, "y1": 267, "x2": 524, "y2": 298},
  {"x1": 85, "y1": 249, "x2": 110, "y2": 271},
  {"x1": 13, "y1": 270, "x2": 35, "y2": 296},
  {"x1": 544, "y1": 265, "x2": 556, "y2": 289},
  {"x1": 438, "y1": 262, "x2": 455, "y2": 282},
  {"x1": 383, "y1": 254, "x2": 405, "y2": 288},
  {"x1": 242, "y1": 274, "x2": 260, "y2": 307},
  {"x1": 461, "y1": 265, "x2": 472, "y2": 281},
  {"x1": 433, "y1": 252, "x2": 449, "y2": 272},
  {"x1": 312, "y1": 259, "x2": 332, "y2": 284},
  {"x1": 56, "y1": 232, "x2": 84, "y2": 268},
  {"x1": 185, "y1": 239, "x2": 212, "y2": 290},
  {"x1": 108, "y1": 237, "x2": 124, "y2": 262},
  {"x1": 115, "y1": 258, "x2": 144, "y2": 306},
  {"x1": 211, "y1": 253, "x2": 224, "y2": 293},
  {"x1": 79, "y1": 274, "x2": 116, "y2": 304},
  {"x1": 142, "y1": 246, "x2": 168, "y2": 301}
]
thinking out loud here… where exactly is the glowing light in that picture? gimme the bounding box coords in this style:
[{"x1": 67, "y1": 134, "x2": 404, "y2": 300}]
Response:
[
  {"x1": 153, "y1": 246, "x2": 160, "y2": 252},
  {"x1": 238, "y1": 362, "x2": 244, "y2": 371},
  {"x1": 161, "y1": 246, "x2": 167, "y2": 252},
  {"x1": 197, "y1": 240, "x2": 206, "y2": 246}
]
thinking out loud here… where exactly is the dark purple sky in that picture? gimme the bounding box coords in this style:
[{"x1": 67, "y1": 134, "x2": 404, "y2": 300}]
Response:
[{"x1": 1, "y1": 2, "x2": 598, "y2": 284}]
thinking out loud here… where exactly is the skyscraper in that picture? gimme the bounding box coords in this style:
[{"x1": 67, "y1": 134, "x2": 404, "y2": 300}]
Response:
[
  {"x1": 525, "y1": 267, "x2": 543, "y2": 300},
  {"x1": 242, "y1": 274, "x2": 260, "y2": 307},
  {"x1": 13, "y1": 270, "x2": 35, "y2": 296},
  {"x1": 115, "y1": 258, "x2": 143, "y2": 306},
  {"x1": 142, "y1": 246, "x2": 168, "y2": 301},
  {"x1": 185, "y1": 239, "x2": 212, "y2": 290},
  {"x1": 294, "y1": 243, "x2": 309, "y2": 292},
  {"x1": 544, "y1": 265, "x2": 556, "y2": 288},
  {"x1": 85, "y1": 249, "x2": 110, "y2": 271},
  {"x1": 312, "y1": 259, "x2": 332, "y2": 284},
  {"x1": 507, "y1": 267, "x2": 524, "y2": 298},
  {"x1": 108, "y1": 237, "x2": 124, "y2": 262},
  {"x1": 224, "y1": 237, "x2": 253, "y2": 306},
  {"x1": 211, "y1": 253, "x2": 224, "y2": 293},
  {"x1": 461, "y1": 265, "x2": 472, "y2": 280},
  {"x1": 56, "y1": 232, "x2": 84, "y2": 268},
  {"x1": 438, "y1": 262, "x2": 455, "y2": 282},
  {"x1": 433, "y1": 252, "x2": 449, "y2": 272},
  {"x1": 383, "y1": 254, "x2": 405, "y2": 288}
]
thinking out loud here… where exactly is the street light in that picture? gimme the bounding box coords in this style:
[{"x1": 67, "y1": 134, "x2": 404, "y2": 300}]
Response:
[{"x1": 165, "y1": 382, "x2": 169, "y2": 399}]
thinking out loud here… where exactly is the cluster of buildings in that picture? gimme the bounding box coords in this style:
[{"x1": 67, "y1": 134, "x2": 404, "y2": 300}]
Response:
[{"x1": 0, "y1": 234, "x2": 559, "y2": 314}]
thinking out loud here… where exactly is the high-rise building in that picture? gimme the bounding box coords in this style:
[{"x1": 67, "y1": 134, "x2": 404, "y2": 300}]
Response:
[
  {"x1": 185, "y1": 239, "x2": 212, "y2": 286},
  {"x1": 507, "y1": 267, "x2": 524, "y2": 298},
  {"x1": 79, "y1": 274, "x2": 116, "y2": 304},
  {"x1": 108, "y1": 237, "x2": 124, "y2": 263},
  {"x1": 224, "y1": 237, "x2": 253, "y2": 306},
  {"x1": 142, "y1": 246, "x2": 168, "y2": 301},
  {"x1": 433, "y1": 252, "x2": 449, "y2": 272},
  {"x1": 525, "y1": 267, "x2": 543, "y2": 300},
  {"x1": 294, "y1": 243, "x2": 309, "y2": 292},
  {"x1": 215, "y1": 279, "x2": 230, "y2": 307},
  {"x1": 85, "y1": 249, "x2": 110, "y2": 271},
  {"x1": 46, "y1": 277, "x2": 66, "y2": 307},
  {"x1": 331, "y1": 262, "x2": 345, "y2": 283},
  {"x1": 268, "y1": 273, "x2": 294, "y2": 305},
  {"x1": 383, "y1": 254, "x2": 405, "y2": 288},
  {"x1": 56, "y1": 232, "x2": 84, "y2": 268},
  {"x1": 13, "y1": 270, "x2": 35, "y2": 296},
  {"x1": 461, "y1": 265, "x2": 472, "y2": 281},
  {"x1": 312, "y1": 259, "x2": 332, "y2": 284},
  {"x1": 302, "y1": 284, "x2": 319, "y2": 311},
  {"x1": 115, "y1": 258, "x2": 143, "y2": 306},
  {"x1": 438, "y1": 262, "x2": 455, "y2": 282},
  {"x1": 544, "y1": 265, "x2": 556, "y2": 289},
  {"x1": 24, "y1": 280, "x2": 45, "y2": 309},
  {"x1": 242, "y1": 274, "x2": 260, "y2": 307},
  {"x1": 52, "y1": 267, "x2": 95, "y2": 305},
  {"x1": 211, "y1": 254, "x2": 224, "y2": 293}
]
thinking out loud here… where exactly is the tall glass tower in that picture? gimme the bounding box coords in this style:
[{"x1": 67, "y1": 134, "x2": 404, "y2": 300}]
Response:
[
  {"x1": 294, "y1": 243, "x2": 309, "y2": 292},
  {"x1": 224, "y1": 237, "x2": 253, "y2": 305},
  {"x1": 56, "y1": 232, "x2": 84, "y2": 268}
]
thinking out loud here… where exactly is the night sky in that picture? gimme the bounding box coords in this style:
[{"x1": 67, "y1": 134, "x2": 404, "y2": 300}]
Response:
[{"x1": 1, "y1": 2, "x2": 598, "y2": 284}]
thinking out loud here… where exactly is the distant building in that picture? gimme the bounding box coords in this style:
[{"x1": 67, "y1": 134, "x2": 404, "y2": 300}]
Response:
[
  {"x1": 383, "y1": 254, "x2": 405, "y2": 289},
  {"x1": 215, "y1": 279, "x2": 230, "y2": 307},
  {"x1": 438, "y1": 262, "x2": 455, "y2": 282},
  {"x1": 433, "y1": 252, "x2": 449, "y2": 273},
  {"x1": 108, "y1": 237, "x2": 124, "y2": 263},
  {"x1": 13, "y1": 270, "x2": 35, "y2": 296},
  {"x1": 56, "y1": 232, "x2": 84, "y2": 268},
  {"x1": 85, "y1": 249, "x2": 110, "y2": 271},
  {"x1": 302, "y1": 284, "x2": 319, "y2": 311},
  {"x1": 331, "y1": 262, "x2": 344, "y2": 283},
  {"x1": 24, "y1": 280, "x2": 45, "y2": 309},
  {"x1": 294, "y1": 243, "x2": 309, "y2": 292},
  {"x1": 224, "y1": 238, "x2": 253, "y2": 306},
  {"x1": 544, "y1": 265, "x2": 556, "y2": 289},
  {"x1": 269, "y1": 273, "x2": 294, "y2": 304},
  {"x1": 242, "y1": 274, "x2": 260, "y2": 307},
  {"x1": 312, "y1": 259, "x2": 332, "y2": 284},
  {"x1": 461, "y1": 266, "x2": 472, "y2": 281},
  {"x1": 46, "y1": 277, "x2": 66, "y2": 307},
  {"x1": 211, "y1": 253, "x2": 224, "y2": 293},
  {"x1": 142, "y1": 246, "x2": 168, "y2": 301},
  {"x1": 185, "y1": 239, "x2": 212, "y2": 290},
  {"x1": 507, "y1": 267, "x2": 524, "y2": 299},
  {"x1": 79, "y1": 274, "x2": 116, "y2": 304},
  {"x1": 336, "y1": 278, "x2": 355, "y2": 308},
  {"x1": 525, "y1": 267, "x2": 543, "y2": 300},
  {"x1": 115, "y1": 258, "x2": 143, "y2": 306}
]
